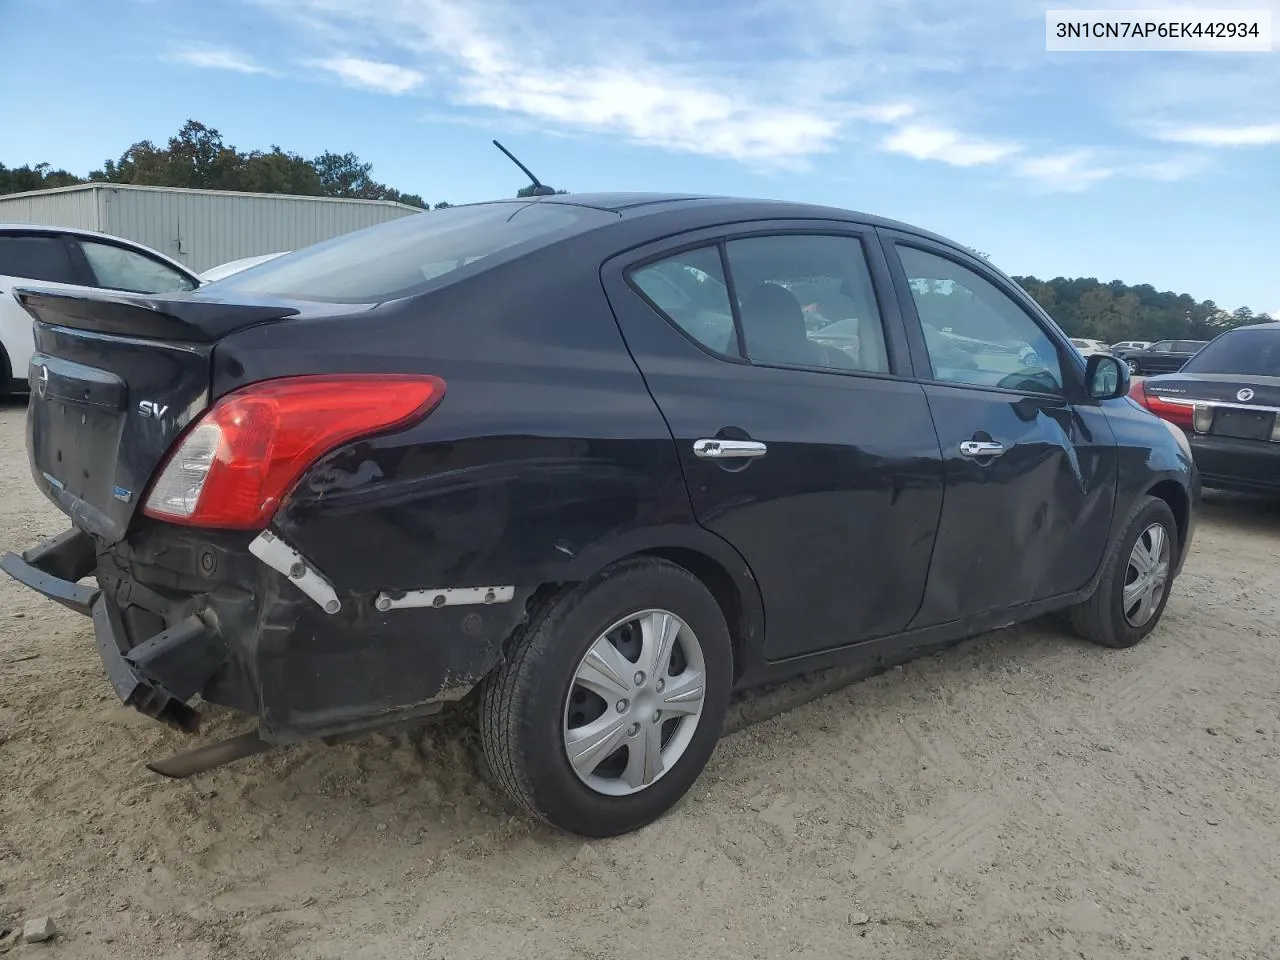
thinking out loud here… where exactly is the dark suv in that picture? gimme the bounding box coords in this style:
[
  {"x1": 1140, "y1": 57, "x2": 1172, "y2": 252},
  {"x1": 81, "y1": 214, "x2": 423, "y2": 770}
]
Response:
[{"x1": 2, "y1": 194, "x2": 1198, "y2": 837}]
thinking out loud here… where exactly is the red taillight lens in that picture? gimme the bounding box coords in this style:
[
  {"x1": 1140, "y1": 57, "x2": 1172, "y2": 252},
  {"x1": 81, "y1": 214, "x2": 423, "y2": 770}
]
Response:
[
  {"x1": 1128, "y1": 378, "x2": 1192, "y2": 428},
  {"x1": 143, "y1": 374, "x2": 446, "y2": 529}
]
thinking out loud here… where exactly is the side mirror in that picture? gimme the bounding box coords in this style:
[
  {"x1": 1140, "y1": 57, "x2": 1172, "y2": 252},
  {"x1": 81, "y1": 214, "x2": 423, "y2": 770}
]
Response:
[{"x1": 1086, "y1": 354, "x2": 1129, "y2": 400}]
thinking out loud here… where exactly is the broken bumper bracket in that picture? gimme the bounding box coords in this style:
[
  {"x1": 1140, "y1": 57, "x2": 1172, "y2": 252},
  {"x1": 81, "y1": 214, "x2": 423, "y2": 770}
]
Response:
[
  {"x1": 0, "y1": 528, "x2": 99, "y2": 615},
  {"x1": 2, "y1": 528, "x2": 216, "y2": 732}
]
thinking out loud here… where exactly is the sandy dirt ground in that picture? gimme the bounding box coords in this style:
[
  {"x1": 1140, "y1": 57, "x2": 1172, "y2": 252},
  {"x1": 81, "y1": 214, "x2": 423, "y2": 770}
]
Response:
[{"x1": 1, "y1": 398, "x2": 1278, "y2": 960}]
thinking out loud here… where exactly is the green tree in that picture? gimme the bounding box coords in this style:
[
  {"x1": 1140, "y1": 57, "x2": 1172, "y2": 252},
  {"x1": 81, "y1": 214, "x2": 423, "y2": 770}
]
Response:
[
  {"x1": 0, "y1": 162, "x2": 83, "y2": 193},
  {"x1": 1013, "y1": 275, "x2": 1263, "y2": 343},
  {"x1": 516, "y1": 185, "x2": 569, "y2": 197},
  {"x1": 3, "y1": 119, "x2": 430, "y2": 209}
]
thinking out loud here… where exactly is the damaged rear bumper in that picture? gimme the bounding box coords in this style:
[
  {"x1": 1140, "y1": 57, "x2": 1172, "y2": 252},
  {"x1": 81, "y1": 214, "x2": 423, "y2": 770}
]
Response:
[
  {"x1": 1, "y1": 529, "x2": 216, "y2": 731},
  {"x1": 2, "y1": 526, "x2": 532, "y2": 748}
]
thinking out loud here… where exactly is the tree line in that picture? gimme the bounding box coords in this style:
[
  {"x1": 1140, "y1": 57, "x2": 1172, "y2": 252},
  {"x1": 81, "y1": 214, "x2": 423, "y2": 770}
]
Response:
[
  {"x1": 1012, "y1": 275, "x2": 1266, "y2": 345},
  {"x1": 0, "y1": 119, "x2": 565, "y2": 211}
]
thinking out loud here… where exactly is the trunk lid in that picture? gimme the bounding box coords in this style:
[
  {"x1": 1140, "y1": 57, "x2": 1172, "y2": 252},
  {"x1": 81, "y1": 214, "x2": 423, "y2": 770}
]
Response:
[
  {"x1": 17, "y1": 287, "x2": 303, "y2": 544},
  {"x1": 1144, "y1": 373, "x2": 1280, "y2": 409},
  {"x1": 1145, "y1": 373, "x2": 1280, "y2": 443}
]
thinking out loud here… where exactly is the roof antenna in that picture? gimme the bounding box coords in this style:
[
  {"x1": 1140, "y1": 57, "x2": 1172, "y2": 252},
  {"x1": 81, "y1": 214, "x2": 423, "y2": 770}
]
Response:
[{"x1": 492, "y1": 139, "x2": 557, "y2": 196}]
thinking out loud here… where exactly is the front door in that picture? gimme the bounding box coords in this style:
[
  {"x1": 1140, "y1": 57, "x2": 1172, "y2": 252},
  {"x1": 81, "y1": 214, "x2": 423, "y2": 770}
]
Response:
[
  {"x1": 1143, "y1": 341, "x2": 1187, "y2": 374},
  {"x1": 880, "y1": 234, "x2": 1119, "y2": 626},
  {"x1": 602, "y1": 223, "x2": 945, "y2": 660}
]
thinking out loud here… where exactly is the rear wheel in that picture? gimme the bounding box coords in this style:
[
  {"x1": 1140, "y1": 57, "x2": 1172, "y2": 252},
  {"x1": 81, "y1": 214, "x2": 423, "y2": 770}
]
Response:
[
  {"x1": 1126, "y1": 359, "x2": 1141, "y2": 375},
  {"x1": 1068, "y1": 495, "x2": 1177, "y2": 648},
  {"x1": 480, "y1": 557, "x2": 733, "y2": 836}
]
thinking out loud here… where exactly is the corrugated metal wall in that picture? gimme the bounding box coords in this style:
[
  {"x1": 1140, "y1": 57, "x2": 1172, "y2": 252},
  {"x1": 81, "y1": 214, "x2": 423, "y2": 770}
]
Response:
[
  {"x1": 0, "y1": 185, "x2": 422, "y2": 273},
  {"x1": 100, "y1": 188, "x2": 421, "y2": 272},
  {"x1": 0, "y1": 188, "x2": 102, "y2": 231}
]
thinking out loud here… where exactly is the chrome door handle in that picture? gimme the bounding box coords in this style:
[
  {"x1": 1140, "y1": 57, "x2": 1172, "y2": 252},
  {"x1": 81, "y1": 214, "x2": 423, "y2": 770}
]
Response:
[
  {"x1": 693, "y1": 438, "x2": 768, "y2": 459},
  {"x1": 959, "y1": 440, "x2": 1006, "y2": 458}
]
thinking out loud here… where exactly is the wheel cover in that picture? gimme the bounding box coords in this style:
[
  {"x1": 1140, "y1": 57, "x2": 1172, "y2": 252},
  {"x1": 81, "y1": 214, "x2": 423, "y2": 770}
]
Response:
[
  {"x1": 1123, "y1": 522, "x2": 1172, "y2": 627},
  {"x1": 562, "y1": 609, "x2": 707, "y2": 797}
]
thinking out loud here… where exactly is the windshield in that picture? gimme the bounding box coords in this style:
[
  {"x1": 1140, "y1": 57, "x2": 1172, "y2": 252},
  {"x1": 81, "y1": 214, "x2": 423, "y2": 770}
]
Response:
[
  {"x1": 1181, "y1": 329, "x2": 1280, "y2": 377},
  {"x1": 216, "y1": 201, "x2": 616, "y2": 303}
]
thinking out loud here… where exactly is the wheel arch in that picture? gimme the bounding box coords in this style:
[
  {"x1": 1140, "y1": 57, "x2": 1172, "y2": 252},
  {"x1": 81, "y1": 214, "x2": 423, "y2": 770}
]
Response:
[
  {"x1": 543, "y1": 526, "x2": 765, "y2": 684},
  {"x1": 1145, "y1": 477, "x2": 1190, "y2": 549}
]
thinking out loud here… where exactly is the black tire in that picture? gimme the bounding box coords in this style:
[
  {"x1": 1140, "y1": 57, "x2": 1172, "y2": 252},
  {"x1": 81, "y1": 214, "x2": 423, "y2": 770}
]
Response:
[
  {"x1": 1069, "y1": 495, "x2": 1178, "y2": 648},
  {"x1": 0, "y1": 346, "x2": 10, "y2": 402},
  {"x1": 1126, "y1": 359, "x2": 1141, "y2": 375},
  {"x1": 480, "y1": 557, "x2": 733, "y2": 837}
]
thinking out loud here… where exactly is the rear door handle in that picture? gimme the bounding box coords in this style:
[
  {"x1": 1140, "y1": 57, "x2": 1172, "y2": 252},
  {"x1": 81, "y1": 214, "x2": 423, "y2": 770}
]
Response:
[
  {"x1": 959, "y1": 440, "x2": 1005, "y2": 458},
  {"x1": 693, "y1": 438, "x2": 768, "y2": 459}
]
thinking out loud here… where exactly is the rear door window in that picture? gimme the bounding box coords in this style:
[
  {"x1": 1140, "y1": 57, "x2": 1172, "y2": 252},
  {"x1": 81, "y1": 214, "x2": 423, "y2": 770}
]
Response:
[
  {"x1": 76, "y1": 240, "x2": 196, "y2": 294},
  {"x1": 220, "y1": 201, "x2": 617, "y2": 303},
  {"x1": 723, "y1": 234, "x2": 891, "y2": 373},
  {"x1": 0, "y1": 235, "x2": 77, "y2": 284}
]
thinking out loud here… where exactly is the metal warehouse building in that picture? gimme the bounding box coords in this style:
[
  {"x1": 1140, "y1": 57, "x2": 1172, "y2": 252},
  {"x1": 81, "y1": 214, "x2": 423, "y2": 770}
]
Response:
[{"x1": 0, "y1": 183, "x2": 422, "y2": 273}]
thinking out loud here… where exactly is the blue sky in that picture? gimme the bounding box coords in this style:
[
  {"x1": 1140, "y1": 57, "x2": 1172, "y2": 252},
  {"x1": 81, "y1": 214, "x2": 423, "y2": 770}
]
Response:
[{"x1": 3, "y1": 0, "x2": 1278, "y2": 314}]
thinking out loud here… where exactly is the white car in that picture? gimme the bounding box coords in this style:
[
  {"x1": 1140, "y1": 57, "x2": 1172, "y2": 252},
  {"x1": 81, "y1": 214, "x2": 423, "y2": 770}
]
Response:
[
  {"x1": 0, "y1": 224, "x2": 199, "y2": 398},
  {"x1": 1069, "y1": 337, "x2": 1111, "y2": 357},
  {"x1": 199, "y1": 251, "x2": 289, "y2": 284},
  {"x1": 1111, "y1": 340, "x2": 1151, "y2": 352}
]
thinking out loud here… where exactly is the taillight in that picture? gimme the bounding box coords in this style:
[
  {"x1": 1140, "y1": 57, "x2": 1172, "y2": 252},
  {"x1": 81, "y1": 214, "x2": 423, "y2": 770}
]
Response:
[
  {"x1": 1128, "y1": 379, "x2": 1193, "y2": 428},
  {"x1": 143, "y1": 375, "x2": 446, "y2": 529}
]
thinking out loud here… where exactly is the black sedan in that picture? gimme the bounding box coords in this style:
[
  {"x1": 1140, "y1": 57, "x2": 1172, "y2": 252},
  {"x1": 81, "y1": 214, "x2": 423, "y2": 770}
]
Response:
[
  {"x1": 1114, "y1": 338, "x2": 1209, "y2": 375},
  {"x1": 1130, "y1": 321, "x2": 1280, "y2": 494},
  {"x1": 2, "y1": 193, "x2": 1198, "y2": 837}
]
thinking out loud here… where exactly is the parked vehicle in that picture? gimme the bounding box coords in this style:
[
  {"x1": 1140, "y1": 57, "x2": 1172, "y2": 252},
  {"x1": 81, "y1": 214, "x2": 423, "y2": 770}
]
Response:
[
  {"x1": 1130, "y1": 322, "x2": 1280, "y2": 494},
  {"x1": 1, "y1": 193, "x2": 1198, "y2": 837},
  {"x1": 0, "y1": 224, "x2": 198, "y2": 398},
  {"x1": 1113, "y1": 339, "x2": 1209, "y2": 376},
  {"x1": 1070, "y1": 338, "x2": 1111, "y2": 357},
  {"x1": 199, "y1": 252, "x2": 289, "y2": 284},
  {"x1": 1111, "y1": 340, "x2": 1151, "y2": 352}
]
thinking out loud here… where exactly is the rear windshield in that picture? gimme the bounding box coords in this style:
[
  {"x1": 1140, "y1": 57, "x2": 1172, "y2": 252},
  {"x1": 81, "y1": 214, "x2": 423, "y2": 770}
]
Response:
[
  {"x1": 1181, "y1": 329, "x2": 1280, "y2": 376},
  {"x1": 216, "y1": 201, "x2": 615, "y2": 303}
]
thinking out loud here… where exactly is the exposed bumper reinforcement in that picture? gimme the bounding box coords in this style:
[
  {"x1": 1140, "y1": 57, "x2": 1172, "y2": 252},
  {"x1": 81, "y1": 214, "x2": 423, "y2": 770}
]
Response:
[
  {"x1": 2, "y1": 528, "x2": 224, "y2": 732},
  {"x1": 0, "y1": 528, "x2": 99, "y2": 615}
]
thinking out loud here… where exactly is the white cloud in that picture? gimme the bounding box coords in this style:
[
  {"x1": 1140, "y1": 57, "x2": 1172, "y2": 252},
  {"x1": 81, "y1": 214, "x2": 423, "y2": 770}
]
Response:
[
  {"x1": 250, "y1": 0, "x2": 1274, "y2": 185},
  {"x1": 170, "y1": 48, "x2": 272, "y2": 75},
  {"x1": 1012, "y1": 148, "x2": 1209, "y2": 192},
  {"x1": 314, "y1": 57, "x2": 425, "y2": 94},
  {"x1": 1014, "y1": 150, "x2": 1116, "y2": 191},
  {"x1": 880, "y1": 124, "x2": 1021, "y2": 167},
  {"x1": 1154, "y1": 123, "x2": 1280, "y2": 147}
]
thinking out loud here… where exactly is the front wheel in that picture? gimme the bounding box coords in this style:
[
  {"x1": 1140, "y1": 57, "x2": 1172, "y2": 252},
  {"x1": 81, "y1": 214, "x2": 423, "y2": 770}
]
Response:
[
  {"x1": 480, "y1": 557, "x2": 733, "y2": 837},
  {"x1": 1068, "y1": 495, "x2": 1177, "y2": 648}
]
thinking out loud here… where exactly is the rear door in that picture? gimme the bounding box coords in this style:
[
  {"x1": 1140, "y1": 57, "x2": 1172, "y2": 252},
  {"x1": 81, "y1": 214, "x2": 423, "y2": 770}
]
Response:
[
  {"x1": 880, "y1": 232, "x2": 1118, "y2": 625},
  {"x1": 603, "y1": 221, "x2": 945, "y2": 660}
]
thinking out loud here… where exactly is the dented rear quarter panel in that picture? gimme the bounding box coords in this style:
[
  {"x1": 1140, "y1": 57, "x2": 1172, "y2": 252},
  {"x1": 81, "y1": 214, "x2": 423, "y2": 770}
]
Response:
[{"x1": 207, "y1": 229, "x2": 767, "y2": 699}]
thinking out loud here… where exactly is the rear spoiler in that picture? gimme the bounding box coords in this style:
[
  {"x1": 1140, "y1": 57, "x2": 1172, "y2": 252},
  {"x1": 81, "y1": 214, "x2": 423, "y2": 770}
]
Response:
[{"x1": 16, "y1": 288, "x2": 300, "y2": 343}]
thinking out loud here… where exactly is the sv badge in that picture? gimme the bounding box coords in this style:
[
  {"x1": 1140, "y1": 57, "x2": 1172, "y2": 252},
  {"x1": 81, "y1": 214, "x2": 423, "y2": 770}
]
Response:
[{"x1": 138, "y1": 400, "x2": 170, "y2": 419}]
